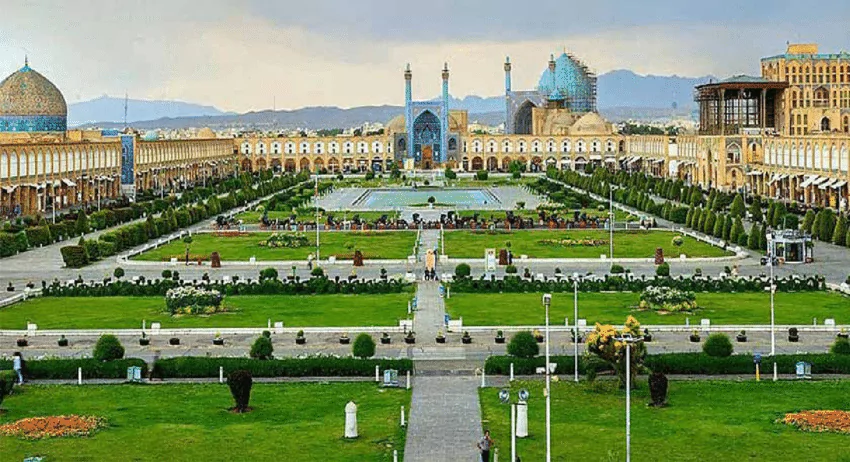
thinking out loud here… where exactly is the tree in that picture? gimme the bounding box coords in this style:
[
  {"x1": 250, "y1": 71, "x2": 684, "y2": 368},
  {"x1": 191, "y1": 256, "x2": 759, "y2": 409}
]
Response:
[
  {"x1": 656, "y1": 262, "x2": 670, "y2": 277},
  {"x1": 713, "y1": 214, "x2": 725, "y2": 238},
  {"x1": 748, "y1": 223, "x2": 761, "y2": 250},
  {"x1": 770, "y1": 202, "x2": 787, "y2": 228},
  {"x1": 250, "y1": 336, "x2": 274, "y2": 360},
  {"x1": 352, "y1": 333, "x2": 376, "y2": 359},
  {"x1": 691, "y1": 208, "x2": 702, "y2": 231},
  {"x1": 455, "y1": 263, "x2": 471, "y2": 278},
  {"x1": 444, "y1": 167, "x2": 457, "y2": 180},
  {"x1": 113, "y1": 267, "x2": 125, "y2": 279},
  {"x1": 93, "y1": 334, "x2": 125, "y2": 361},
  {"x1": 729, "y1": 194, "x2": 745, "y2": 218},
  {"x1": 227, "y1": 370, "x2": 253, "y2": 413},
  {"x1": 802, "y1": 209, "x2": 816, "y2": 233},
  {"x1": 0, "y1": 370, "x2": 15, "y2": 411},
  {"x1": 648, "y1": 371, "x2": 668, "y2": 407},
  {"x1": 586, "y1": 316, "x2": 646, "y2": 388},
  {"x1": 259, "y1": 267, "x2": 279, "y2": 281},
  {"x1": 723, "y1": 214, "x2": 733, "y2": 241},
  {"x1": 507, "y1": 331, "x2": 539, "y2": 359},
  {"x1": 749, "y1": 197, "x2": 763, "y2": 223},
  {"x1": 75, "y1": 211, "x2": 89, "y2": 235},
  {"x1": 833, "y1": 214, "x2": 848, "y2": 246}
]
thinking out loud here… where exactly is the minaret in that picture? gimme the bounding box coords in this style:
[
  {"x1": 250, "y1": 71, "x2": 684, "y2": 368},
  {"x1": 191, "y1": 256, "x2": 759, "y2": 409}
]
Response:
[
  {"x1": 441, "y1": 62, "x2": 449, "y2": 164},
  {"x1": 504, "y1": 56, "x2": 512, "y2": 134},
  {"x1": 404, "y1": 64, "x2": 413, "y2": 160},
  {"x1": 548, "y1": 53, "x2": 557, "y2": 94}
]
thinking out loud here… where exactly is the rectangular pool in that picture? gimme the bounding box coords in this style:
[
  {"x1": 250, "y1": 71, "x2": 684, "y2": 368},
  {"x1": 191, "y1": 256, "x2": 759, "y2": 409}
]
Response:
[{"x1": 361, "y1": 188, "x2": 496, "y2": 208}]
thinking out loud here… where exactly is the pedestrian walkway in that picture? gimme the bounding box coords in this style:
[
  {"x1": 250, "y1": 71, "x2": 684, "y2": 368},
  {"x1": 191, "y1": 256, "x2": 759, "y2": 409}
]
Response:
[
  {"x1": 404, "y1": 375, "x2": 484, "y2": 462},
  {"x1": 413, "y1": 282, "x2": 445, "y2": 340}
]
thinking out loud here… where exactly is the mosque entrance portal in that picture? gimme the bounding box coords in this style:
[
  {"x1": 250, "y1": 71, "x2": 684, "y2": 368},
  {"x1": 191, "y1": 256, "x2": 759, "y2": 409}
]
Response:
[{"x1": 422, "y1": 146, "x2": 433, "y2": 169}]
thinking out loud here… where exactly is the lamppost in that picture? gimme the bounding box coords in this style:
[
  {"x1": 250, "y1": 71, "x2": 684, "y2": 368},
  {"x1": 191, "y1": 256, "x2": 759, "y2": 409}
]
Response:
[
  {"x1": 767, "y1": 230, "x2": 777, "y2": 381},
  {"x1": 608, "y1": 183, "x2": 617, "y2": 269},
  {"x1": 613, "y1": 333, "x2": 643, "y2": 462},
  {"x1": 315, "y1": 172, "x2": 320, "y2": 264},
  {"x1": 573, "y1": 273, "x2": 580, "y2": 383},
  {"x1": 541, "y1": 293, "x2": 552, "y2": 462},
  {"x1": 498, "y1": 388, "x2": 529, "y2": 462}
]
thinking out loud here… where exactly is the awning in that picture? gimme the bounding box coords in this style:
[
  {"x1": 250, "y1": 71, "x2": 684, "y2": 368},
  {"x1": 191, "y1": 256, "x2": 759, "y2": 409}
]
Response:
[
  {"x1": 831, "y1": 180, "x2": 847, "y2": 189},
  {"x1": 746, "y1": 170, "x2": 763, "y2": 176},
  {"x1": 62, "y1": 179, "x2": 77, "y2": 187},
  {"x1": 653, "y1": 158, "x2": 664, "y2": 164},
  {"x1": 799, "y1": 175, "x2": 820, "y2": 188},
  {"x1": 590, "y1": 154, "x2": 602, "y2": 160},
  {"x1": 818, "y1": 178, "x2": 837, "y2": 190},
  {"x1": 604, "y1": 158, "x2": 617, "y2": 163},
  {"x1": 627, "y1": 156, "x2": 641, "y2": 166},
  {"x1": 2, "y1": 185, "x2": 17, "y2": 193},
  {"x1": 811, "y1": 176, "x2": 829, "y2": 186}
]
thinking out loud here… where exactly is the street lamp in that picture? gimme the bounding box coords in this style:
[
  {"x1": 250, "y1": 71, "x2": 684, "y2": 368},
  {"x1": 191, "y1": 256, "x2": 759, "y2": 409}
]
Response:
[
  {"x1": 498, "y1": 388, "x2": 528, "y2": 462},
  {"x1": 607, "y1": 183, "x2": 617, "y2": 269},
  {"x1": 541, "y1": 293, "x2": 552, "y2": 462},
  {"x1": 572, "y1": 273, "x2": 580, "y2": 383},
  {"x1": 613, "y1": 333, "x2": 643, "y2": 462},
  {"x1": 767, "y1": 231, "x2": 777, "y2": 381}
]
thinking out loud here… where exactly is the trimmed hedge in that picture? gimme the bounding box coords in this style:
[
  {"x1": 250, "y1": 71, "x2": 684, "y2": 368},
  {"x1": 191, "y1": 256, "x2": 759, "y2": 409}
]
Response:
[
  {"x1": 151, "y1": 356, "x2": 413, "y2": 378},
  {"x1": 485, "y1": 353, "x2": 850, "y2": 376},
  {"x1": 0, "y1": 358, "x2": 146, "y2": 379}
]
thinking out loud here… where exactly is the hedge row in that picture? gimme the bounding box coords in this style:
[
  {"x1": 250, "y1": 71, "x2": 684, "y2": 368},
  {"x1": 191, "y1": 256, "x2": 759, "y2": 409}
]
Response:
[
  {"x1": 0, "y1": 358, "x2": 146, "y2": 379},
  {"x1": 41, "y1": 277, "x2": 411, "y2": 297},
  {"x1": 151, "y1": 356, "x2": 413, "y2": 378},
  {"x1": 451, "y1": 274, "x2": 826, "y2": 294},
  {"x1": 485, "y1": 353, "x2": 850, "y2": 376}
]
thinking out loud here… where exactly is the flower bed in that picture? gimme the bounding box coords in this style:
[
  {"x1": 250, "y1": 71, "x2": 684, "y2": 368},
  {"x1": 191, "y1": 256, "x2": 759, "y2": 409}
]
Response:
[
  {"x1": 638, "y1": 286, "x2": 698, "y2": 313},
  {"x1": 781, "y1": 410, "x2": 850, "y2": 434},
  {"x1": 537, "y1": 238, "x2": 607, "y2": 247},
  {"x1": 165, "y1": 286, "x2": 224, "y2": 315},
  {"x1": 0, "y1": 415, "x2": 106, "y2": 440},
  {"x1": 258, "y1": 232, "x2": 310, "y2": 248}
]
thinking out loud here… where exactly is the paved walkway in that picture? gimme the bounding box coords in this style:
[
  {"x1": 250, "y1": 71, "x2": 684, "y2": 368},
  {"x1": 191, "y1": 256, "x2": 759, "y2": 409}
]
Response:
[{"x1": 404, "y1": 375, "x2": 484, "y2": 462}]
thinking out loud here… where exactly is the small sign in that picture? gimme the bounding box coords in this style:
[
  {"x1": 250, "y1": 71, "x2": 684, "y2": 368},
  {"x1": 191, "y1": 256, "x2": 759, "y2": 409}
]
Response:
[
  {"x1": 383, "y1": 369, "x2": 399, "y2": 387},
  {"x1": 795, "y1": 361, "x2": 812, "y2": 379},
  {"x1": 444, "y1": 314, "x2": 451, "y2": 325},
  {"x1": 439, "y1": 285, "x2": 445, "y2": 298},
  {"x1": 126, "y1": 366, "x2": 142, "y2": 382},
  {"x1": 753, "y1": 353, "x2": 762, "y2": 365}
]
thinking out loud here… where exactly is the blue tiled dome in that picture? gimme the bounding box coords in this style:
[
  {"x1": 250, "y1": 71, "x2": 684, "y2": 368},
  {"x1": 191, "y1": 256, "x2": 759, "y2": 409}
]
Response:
[
  {"x1": 537, "y1": 53, "x2": 594, "y2": 111},
  {"x1": 0, "y1": 62, "x2": 68, "y2": 132}
]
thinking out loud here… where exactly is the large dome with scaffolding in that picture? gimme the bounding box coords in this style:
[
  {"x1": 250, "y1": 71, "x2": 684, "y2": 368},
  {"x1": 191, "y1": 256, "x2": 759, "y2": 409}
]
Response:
[{"x1": 537, "y1": 52, "x2": 597, "y2": 113}]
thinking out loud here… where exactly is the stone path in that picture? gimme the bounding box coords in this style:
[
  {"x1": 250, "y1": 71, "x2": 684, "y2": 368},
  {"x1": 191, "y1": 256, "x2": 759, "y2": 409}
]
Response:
[{"x1": 404, "y1": 375, "x2": 484, "y2": 462}]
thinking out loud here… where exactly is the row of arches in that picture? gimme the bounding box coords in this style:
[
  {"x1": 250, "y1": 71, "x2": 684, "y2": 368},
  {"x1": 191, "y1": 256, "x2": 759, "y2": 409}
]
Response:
[
  {"x1": 464, "y1": 137, "x2": 625, "y2": 154},
  {"x1": 240, "y1": 138, "x2": 391, "y2": 156},
  {"x1": 764, "y1": 140, "x2": 849, "y2": 172},
  {"x1": 0, "y1": 144, "x2": 120, "y2": 180},
  {"x1": 137, "y1": 140, "x2": 233, "y2": 166},
  {"x1": 241, "y1": 155, "x2": 395, "y2": 173}
]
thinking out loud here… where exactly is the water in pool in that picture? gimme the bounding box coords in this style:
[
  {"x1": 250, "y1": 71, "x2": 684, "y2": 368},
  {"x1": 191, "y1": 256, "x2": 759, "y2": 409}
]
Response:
[{"x1": 361, "y1": 188, "x2": 495, "y2": 208}]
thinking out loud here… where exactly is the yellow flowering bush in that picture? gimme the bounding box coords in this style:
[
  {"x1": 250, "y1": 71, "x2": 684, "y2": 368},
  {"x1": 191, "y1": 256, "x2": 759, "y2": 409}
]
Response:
[{"x1": 586, "y1": 316, "x2": 646, "y2": 388}]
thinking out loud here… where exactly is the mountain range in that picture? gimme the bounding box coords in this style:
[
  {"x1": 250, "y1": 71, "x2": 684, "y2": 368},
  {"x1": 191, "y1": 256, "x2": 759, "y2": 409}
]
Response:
[{"x1": 72, "y1": 70, "x2": 714, "y2": 130}]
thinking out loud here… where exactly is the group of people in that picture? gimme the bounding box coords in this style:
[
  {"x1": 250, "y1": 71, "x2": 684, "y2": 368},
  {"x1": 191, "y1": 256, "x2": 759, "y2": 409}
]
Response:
[{"x1": 423, "y1": 268, "x2": 439, "y2": 281}]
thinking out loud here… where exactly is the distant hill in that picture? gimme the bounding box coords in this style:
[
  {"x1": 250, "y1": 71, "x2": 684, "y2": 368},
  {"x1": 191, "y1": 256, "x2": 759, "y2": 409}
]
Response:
[
  {"x1": 75, "y1": 71, "x2": 714, "y2": 129},
  {"x1": 68, "y1": 96, "x2": 233, "y2": 126}
]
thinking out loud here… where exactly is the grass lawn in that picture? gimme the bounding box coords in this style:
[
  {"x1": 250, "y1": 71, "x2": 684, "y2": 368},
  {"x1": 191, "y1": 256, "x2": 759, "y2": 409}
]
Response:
[
  {"x1": 480, "y1": 380, "x2": 850, "y2": 461},
  {"x1": 0, "y1": 383, "x2": 408, "y2": 461},
  {"x1": 445, "y1": 291, "x2": 850, "y2": 325},
  {"x1": 0, "y1": 294, "x2": 413, "y2": 329},
  {"x1": 456, "y1": 208, "x2": 633, "y2": 221},
  {"x1": 133, "y1": 230, "x2": 416, "y2": 261},
  {"x1": 443, "y1": 229, "x2": 731, "y2": 259},
  {"x1": 235, "y1": 210, "x2": 399, "y2": 224}
]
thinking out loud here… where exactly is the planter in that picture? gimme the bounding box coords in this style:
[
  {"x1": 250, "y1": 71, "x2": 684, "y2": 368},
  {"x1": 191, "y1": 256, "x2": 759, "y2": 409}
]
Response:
[
  {"x1": 535, "y1": 336, "x2": 545, "y2": 343},
  {"x1": 380, "y1": 337, "x2": 391, "y2": 345},
  {"x1": 339, "y1": 337, "x2": 351, "y2": 345},
  {"x1": 296, "y1": 337, "x2": 306, "y2": 345},
  {"x1": 788, "y1": 335, "x2": 799, "y2": 342},
  {"x1": 643, "y1": 335, "x2": 652, "y2": 343},
  {"x1": 495, "y1": 336, "x2": 506, "y2": 344},
  {"x1": 16, "y1": 339, "x2": 28, "y2": 347},
  {"x1": 139, "y1": 338, "x2": 150, "y2": 346},
  {"x1": 58, "y1": 338, "x2": 69, "y2": 347},
  {"x1": 169, "y1": 338, "x2": 180, "y2": 346},
  {"x1": 837, "y1": 333, "x2": 849, "y2": 340},
  {"x1": 736, "y1": 335, "x2": 748, "y2": 343},
  {"x1": 689, "y1": 335, "x2": 701, "y2": 343},
  {"x1": 462, "y1": 336, "x2": 472, "y2": 344},
  {"x1": 404, "y1": 337, "x2": 416, "y2": 345},
  {"x1": 213, "y1": 338, "x2": 225, "y2": 346},
  {"x1": 436, "y1": 336, "x2": 446, "y2": 344}
]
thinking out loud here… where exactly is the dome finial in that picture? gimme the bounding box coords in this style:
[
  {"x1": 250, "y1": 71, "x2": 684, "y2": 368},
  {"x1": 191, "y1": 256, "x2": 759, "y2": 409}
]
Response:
[{"x1": 24, "y1": 55, "x2": 28, "y2": 67}]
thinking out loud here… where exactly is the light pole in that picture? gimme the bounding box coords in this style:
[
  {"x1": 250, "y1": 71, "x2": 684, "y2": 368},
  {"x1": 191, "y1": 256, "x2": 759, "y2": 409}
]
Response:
[
  {"x1": 609, "y1": 183, "x2": 615, "y2": 268},
  {"x1": 542, "y1": 293, "x2": 552, "y2": 462},
  {"x1": 767, "y1": 231, "x2": 777, "y2": 381},
  {"x1": 498, "y1": 388, "x2": 529, "y2": 462},
  {"x1": 315, "y1": 173, "x2": 320, "y2": 264},
  {"x1": 573, "y1": 273, "x2": 580, "y2": 383},
  {"x1": 614, "y1": 334, "x2": 643, "y2": 462}
]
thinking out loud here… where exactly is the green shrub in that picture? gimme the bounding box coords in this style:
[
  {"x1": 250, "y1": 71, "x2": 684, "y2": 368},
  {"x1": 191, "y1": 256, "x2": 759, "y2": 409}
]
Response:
[
  {"x1": 455, "y1": 263, "x2": 471, "y2": 278},
  {"x1": 505, "y1": 264, "x2": 518, "y2": 274},
  {"x1": 0, "y1": 370, "x2": 16, "y2": 407},
  {"x1": 259, "y1": 267, "x2": 279, "y2": 281},
  {"x1": 352, "y1": 333, "x2": 376, "y2": 359},
  {"x1": 830, "y1": 337, "x2": 850, "y2": 355},
  {"x1": 0, "y1": 358, "x2": 145, "y2": 379},
  {"x1": 656, "y1": 262, "x2": 670, "y2": 277},
  {"x1": 227, "y1": 370, "x2": 253, "y2": 412},
  {"x1": 311, "y1": 266, "x2": 325, "y2": 277},
  {"x1": 507, "y1": 331, "x2": 539, "y2": 359},
  {"x1": 249, "y1": 336, "x2": 274, "y2": 360},
  {"x1": 113, "y1": 267, "x2": 125, "y2": 279},
  {"x1": 702, "y1": 333, "x2": 733, "y2": 357},
  {"x1": 162, "y1": 269, "x2": 172, "y2": 279},
  {"x1": 476, "y1": 170, "x2": 489, "y2": 181},
  {"x1": 610, "y1": 264, "x2": 625, "y2": 274},
  {"x1": 93, "y1": 334, "x2": 125, "y2": 361},
  {"x1": 60, "y1": 245, "x2": 89, "y2": 268}
]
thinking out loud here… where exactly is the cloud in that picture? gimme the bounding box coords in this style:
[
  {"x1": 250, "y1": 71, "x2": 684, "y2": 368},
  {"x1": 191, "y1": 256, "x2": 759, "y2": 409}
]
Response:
[{"x1": 0, "y1": 0, "x2": 846, "y2": 112}]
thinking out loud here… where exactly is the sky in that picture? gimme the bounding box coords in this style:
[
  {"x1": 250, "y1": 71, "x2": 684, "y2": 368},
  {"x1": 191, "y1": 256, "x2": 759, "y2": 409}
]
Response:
[{"x1": 1, "y1": 0, "x2": 848, "y2": 112}]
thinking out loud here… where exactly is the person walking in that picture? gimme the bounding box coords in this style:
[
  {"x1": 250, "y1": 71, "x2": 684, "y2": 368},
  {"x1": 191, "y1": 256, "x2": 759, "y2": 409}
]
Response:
[
  {"x1": 477, "y1": 429, "x2": 493, "y2": 462},
  {"x1": 12, "y1": 351, "x2": 24, "y2": 385}
]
